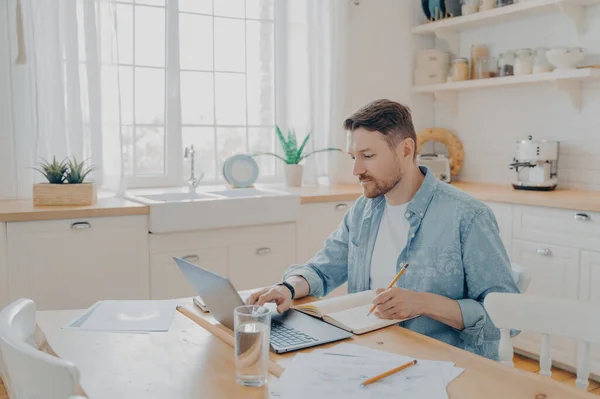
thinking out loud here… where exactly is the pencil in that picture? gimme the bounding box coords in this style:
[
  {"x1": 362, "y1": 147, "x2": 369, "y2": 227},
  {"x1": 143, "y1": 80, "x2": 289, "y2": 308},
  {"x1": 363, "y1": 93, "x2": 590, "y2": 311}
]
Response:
[
  {"x1": 361, "y1": 359, "x2": 418, "y2": 386},
  {"x1": 367, "y1": 263, "x2": 409, "y2": 316}
]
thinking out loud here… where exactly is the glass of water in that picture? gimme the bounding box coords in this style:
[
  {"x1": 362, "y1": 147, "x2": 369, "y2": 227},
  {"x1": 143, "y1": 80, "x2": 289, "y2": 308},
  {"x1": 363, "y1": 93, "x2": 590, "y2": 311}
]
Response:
[{"x1": 234, "y1": 305, "x2": 271, "y2": 387}]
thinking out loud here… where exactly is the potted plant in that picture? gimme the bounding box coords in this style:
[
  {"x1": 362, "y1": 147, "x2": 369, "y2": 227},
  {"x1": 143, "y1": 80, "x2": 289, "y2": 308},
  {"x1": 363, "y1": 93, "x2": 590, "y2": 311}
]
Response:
[
  {"x1": 33, "y1": 157, "x2": 97, "y2": 206},
  {"x1": 252, "y1": 126, "x2": 341, "y2": 187}
]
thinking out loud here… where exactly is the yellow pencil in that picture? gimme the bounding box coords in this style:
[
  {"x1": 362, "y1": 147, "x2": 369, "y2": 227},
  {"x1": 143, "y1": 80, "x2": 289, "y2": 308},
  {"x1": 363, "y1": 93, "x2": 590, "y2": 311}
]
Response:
[
  {"x1": 361, "y1": 359, "x2": 418, "y2": 386},
  {"x1": 367, "y1": 263, "x2": 409, "y2": 317}
]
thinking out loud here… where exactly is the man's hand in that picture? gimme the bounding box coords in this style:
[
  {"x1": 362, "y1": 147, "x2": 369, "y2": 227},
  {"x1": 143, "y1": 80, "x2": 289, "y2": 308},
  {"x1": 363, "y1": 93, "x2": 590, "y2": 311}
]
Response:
[
  {"x1": 372, "y1": 287, "x2": 424, "y2": 320},
  {"x1": 246, "y1": 285, "x2": 293, "y2": 313}
]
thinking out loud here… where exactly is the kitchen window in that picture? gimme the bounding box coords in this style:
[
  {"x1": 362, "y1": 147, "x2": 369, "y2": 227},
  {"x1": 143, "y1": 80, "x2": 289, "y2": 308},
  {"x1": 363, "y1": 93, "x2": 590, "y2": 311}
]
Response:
[{"x1": 112, "y1": 0, "x2": 278, "y2": 188}]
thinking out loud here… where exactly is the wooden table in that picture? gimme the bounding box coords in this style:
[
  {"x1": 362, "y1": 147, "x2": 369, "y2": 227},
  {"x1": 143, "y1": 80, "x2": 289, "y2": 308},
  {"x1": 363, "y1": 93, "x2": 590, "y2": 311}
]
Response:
[{"x1": 1, "y1": 298, "x2": 596, "y2": 398}]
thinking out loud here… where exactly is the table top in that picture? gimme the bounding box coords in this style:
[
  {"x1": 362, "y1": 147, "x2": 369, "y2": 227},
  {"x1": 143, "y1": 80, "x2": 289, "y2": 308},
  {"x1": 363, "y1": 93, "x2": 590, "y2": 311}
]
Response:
[{"x1": 0, "y1": 298, "x2": 595, "y2": 399}]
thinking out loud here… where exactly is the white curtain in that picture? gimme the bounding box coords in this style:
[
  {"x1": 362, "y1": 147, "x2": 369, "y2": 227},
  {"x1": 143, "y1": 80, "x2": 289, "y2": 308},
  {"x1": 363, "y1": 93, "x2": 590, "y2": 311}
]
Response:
[
  {"x1": 9, "y1": 0, "x2": 125, "y2": 198},
  {"x1": 278, "y1": 0, "x2": 352, "y2": 186}
]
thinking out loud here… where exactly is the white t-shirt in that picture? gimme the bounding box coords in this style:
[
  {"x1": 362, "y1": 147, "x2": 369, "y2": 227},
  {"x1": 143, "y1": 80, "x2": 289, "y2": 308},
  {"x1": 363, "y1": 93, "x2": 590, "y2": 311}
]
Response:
[{"x1": 369, "y1": 201, "x2": 410, "y2": 290}]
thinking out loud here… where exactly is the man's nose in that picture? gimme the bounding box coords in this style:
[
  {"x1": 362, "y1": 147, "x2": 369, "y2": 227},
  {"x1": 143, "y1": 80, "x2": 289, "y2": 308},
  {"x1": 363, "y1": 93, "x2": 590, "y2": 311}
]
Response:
[{"x1": 353, "y1": 160, "x2": 365, "y2": 176}]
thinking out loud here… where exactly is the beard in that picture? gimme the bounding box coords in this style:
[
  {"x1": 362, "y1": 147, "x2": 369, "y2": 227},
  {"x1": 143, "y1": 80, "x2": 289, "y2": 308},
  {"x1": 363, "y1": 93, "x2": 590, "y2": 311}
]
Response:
[{"x1": 359, "y1": 168, "x2": 403, "y2": 198}]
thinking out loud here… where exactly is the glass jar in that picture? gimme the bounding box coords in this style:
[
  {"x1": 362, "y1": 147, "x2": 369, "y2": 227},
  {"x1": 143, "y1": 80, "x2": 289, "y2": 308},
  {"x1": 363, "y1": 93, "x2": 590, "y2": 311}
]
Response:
[
  {"x1": 514, "y1": 48, "x2": 533, "y2": 76},
  {"x1": 498, "y1": 51, "x2": 515, "y2": 77},
  {"x1": 451, "y1": 57, "x2": 469, "y2": 81},
  {"x1": 479, "y1": 0, "x2": 496, "y2": 11},
  {"x1": 461, "y1": 0, "x2": 480, "y2": 15},
  {"x1": 497, "y1": 0, "x2": 514, "y2": 7},
  {"x1": 470, "y1": 44, "x2": 488, "y2": 79},
  {"x1": 533, "y1": 48, "x2": 553, "y2": 74},
  {"x1": 445, "y1": 0, "x2": 462, "y2": 17}
]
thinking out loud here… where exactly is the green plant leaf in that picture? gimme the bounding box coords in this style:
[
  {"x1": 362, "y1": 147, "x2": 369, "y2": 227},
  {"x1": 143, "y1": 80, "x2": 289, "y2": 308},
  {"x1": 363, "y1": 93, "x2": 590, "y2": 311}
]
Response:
[
  {"x1": 299, "y1": 147, "x2": 342, "y2": 162},
  {"x1": 34, "y1": 156, "x2": 68, "y2": 183},
  {"x1": 250, "y1": 152, "x2": 289, "y2": 163},
  {"x1": 296, "y1": 133, "x2": 312, "y2": 163},
  {"x1": 65, "y1": 157, "x2": 95, "y2": 184}
]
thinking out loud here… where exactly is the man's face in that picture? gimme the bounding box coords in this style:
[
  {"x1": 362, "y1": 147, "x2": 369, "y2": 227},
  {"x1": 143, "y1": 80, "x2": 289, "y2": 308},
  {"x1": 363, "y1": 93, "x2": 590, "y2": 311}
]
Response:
[{"x1": 347, "y1": 127, "x2": 410, "y2": 198}]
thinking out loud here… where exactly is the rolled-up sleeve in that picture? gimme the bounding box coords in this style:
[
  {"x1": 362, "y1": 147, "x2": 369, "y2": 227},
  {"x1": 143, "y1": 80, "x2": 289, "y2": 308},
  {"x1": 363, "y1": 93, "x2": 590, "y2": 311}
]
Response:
[
  {"x1": 458, "y1": 208, "x2": 520, "y2": 347},
  {"x1": 282, "y1": 206, "x2": 353, "y2": 298}
]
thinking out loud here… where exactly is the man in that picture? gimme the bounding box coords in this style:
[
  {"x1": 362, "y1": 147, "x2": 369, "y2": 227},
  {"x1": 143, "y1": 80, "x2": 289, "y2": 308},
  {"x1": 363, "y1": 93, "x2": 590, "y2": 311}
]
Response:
[{"x1": 247, "y1": 99, "x2": 520, "y2": 360}]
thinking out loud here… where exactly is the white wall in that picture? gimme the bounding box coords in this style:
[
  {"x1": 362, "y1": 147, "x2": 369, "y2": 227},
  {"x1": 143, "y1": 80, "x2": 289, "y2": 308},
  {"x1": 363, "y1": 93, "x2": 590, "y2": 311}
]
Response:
[
  {"x1": 431, "y1": 5, "x2": 600, "y2": 191},
  {"x1": 0, "y1": 1, "x2": 16, "y2": 199}
]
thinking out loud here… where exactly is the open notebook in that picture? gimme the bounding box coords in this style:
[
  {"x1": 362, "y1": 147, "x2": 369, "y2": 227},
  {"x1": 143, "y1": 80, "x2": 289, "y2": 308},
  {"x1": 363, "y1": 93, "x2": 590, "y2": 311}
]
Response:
[{"x1": 293, "y1": 290, "x2": 418, "y2": 335}]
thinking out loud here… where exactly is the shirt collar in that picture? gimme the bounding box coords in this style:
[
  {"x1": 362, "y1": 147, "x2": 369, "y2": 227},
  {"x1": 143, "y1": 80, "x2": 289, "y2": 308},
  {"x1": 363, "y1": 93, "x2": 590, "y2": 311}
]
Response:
[{"x1": 364, "y1": 165, "x2": 437, "y2": 220}]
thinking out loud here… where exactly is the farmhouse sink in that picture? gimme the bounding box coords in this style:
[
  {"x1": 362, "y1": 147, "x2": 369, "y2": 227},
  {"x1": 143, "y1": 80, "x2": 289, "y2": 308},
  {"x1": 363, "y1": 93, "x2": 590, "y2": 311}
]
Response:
[{"x1": 126, "y1": 187, "x2": 300, "y2": 233}]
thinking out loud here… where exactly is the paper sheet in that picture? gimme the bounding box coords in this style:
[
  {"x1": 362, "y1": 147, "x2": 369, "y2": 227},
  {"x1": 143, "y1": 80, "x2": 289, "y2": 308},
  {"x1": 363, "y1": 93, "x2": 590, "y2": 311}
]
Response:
[{"x1": 326, "y1": 304, "x2": 403, "y2": 333}]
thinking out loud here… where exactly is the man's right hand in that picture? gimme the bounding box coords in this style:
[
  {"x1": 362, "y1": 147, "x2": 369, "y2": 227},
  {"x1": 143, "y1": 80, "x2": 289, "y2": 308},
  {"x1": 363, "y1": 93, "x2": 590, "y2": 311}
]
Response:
[{"x1": 246, "y1": 285, "x2": 293, "y2": 313}]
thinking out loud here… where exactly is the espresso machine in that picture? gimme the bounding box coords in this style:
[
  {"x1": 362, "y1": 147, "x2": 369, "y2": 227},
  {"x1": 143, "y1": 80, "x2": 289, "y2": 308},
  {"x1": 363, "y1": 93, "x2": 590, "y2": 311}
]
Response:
[{"x1": 509, "y1": 135, "x2": 559, "y2": 191}]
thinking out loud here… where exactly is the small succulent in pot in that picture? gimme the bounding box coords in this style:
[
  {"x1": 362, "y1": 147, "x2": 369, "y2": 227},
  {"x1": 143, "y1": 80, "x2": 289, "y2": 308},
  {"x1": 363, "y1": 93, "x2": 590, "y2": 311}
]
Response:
[
  {"x1": 65, "y1": 157, "x2": 95, "y2": 184},
  {"x1": 34, "y1": 157, "x2": 69, "y2": 184}
]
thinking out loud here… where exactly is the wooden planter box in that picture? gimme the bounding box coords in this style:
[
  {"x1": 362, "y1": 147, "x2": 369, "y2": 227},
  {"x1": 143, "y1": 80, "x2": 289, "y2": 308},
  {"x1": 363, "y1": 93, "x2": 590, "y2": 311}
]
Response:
[{"x1": 33, "y1": 183, "x2": 97, "y2": 206}]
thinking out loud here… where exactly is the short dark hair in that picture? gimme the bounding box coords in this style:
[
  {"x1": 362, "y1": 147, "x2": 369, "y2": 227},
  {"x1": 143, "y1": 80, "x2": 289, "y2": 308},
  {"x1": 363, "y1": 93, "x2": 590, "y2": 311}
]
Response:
[{"x1": 343, "y1": 99, "x2": 417, "y2": 158}]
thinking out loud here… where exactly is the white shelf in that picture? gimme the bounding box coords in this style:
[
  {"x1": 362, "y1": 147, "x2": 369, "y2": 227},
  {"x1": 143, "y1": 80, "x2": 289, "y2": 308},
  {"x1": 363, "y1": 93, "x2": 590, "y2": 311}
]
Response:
[
  {"x1": 412, "y1": 0, "x2": 599, "y2": 36},
  {"x1": 412, "y1": 68, "x2": 600, "y2": 113}
]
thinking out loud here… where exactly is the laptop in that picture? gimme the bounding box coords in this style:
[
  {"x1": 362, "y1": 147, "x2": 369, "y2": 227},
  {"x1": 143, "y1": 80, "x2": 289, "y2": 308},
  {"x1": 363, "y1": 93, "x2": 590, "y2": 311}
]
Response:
[{"x1": 173, "y1": 257, "x2": 353, "y2": 354}]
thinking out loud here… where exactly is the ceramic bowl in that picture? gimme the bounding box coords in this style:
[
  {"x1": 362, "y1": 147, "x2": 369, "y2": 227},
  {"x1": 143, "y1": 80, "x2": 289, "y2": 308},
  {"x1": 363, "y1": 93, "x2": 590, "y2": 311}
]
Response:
[{"x1": 546, "y1": 47, "x2": 587, "y2": 71}]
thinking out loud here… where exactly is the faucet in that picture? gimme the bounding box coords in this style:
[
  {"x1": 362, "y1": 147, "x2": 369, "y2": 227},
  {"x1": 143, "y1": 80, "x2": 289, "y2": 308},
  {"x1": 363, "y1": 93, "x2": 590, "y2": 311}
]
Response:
[{"x1": 184, "y1": 145, "x2": 204, "y2": 194}]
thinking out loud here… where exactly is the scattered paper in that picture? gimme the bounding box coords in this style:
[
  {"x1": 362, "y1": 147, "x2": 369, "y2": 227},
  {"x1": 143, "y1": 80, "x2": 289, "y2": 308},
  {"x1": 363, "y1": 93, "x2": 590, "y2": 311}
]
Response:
[{"x1": 64, "y1": 299, "x2": 179, "y2": 333}]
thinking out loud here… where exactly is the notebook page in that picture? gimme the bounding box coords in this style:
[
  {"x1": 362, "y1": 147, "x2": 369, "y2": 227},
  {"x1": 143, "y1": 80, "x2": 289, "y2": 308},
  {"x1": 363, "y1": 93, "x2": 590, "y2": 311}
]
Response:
[
  {"x1": 326, "y1": 304, "x2": 402, "y2": 333},
  {"x1": 296, "y1": 290, "x2": 376, "y2": 316}
]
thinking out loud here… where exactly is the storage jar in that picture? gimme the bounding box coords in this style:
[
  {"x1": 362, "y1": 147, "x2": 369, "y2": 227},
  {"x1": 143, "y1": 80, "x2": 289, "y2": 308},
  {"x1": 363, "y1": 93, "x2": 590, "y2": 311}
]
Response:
[
  {"x1": 451, "y1": 57, "x2": 469, "y2": 81},
  {"x1": 461, "y1": 0, "x2": 480, "y2": 15},
  {"x1": 533, "y1": 48, "x2": 553, "y2": 74},
  {"x1": 514, "y1": 48, "x2": 533, "y2": 76},
  {"x1": 498, "y1": 51, "x2": 515, "y2": 77}
]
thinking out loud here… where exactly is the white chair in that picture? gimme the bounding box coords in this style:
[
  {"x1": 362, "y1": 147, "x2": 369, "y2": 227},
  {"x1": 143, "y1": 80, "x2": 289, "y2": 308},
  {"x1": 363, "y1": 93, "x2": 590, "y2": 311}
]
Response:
[
  {"x1": 484, "y1": 293, "x2": 600, "y2": 391},
  {"x1": 511, "y1": 262, "x2": 531, "y2": 293},
  {"x1": 0, "y1": 298, "x2": 85, "y2": 399}
]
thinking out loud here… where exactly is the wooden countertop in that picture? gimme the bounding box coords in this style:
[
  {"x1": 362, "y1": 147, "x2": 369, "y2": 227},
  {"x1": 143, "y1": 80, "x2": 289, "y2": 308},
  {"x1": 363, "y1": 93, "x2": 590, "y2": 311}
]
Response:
[
  {"x1": 0, "y1": 181, "x2": 598, "y2": 223},
  {"x1": 0, "y1": 196, "x2": 148, "y2": 222}
]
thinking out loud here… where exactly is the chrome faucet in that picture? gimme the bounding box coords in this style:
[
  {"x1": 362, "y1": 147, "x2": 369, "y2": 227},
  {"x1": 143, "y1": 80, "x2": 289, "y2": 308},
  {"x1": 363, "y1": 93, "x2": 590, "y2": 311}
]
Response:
[{"x1": 184, "y1": 145, "x2": 204, "y2": 194}]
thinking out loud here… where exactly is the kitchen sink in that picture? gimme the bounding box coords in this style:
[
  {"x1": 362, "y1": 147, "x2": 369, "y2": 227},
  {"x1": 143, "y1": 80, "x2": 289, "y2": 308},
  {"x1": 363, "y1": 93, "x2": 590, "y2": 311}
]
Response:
[{"x1": 126, "y1": 187, "x2": 300, "y2": 233}]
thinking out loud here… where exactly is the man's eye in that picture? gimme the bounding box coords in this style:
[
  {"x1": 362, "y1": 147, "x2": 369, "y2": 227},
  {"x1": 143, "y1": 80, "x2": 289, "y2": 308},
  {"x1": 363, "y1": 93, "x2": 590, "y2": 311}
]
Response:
[{"x1": 364, "y1": 154, "x2": 374, "y2": 159}]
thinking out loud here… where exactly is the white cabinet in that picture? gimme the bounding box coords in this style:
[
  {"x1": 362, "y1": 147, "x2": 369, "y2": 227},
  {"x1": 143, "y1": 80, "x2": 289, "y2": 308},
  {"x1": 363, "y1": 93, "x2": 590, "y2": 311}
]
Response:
[
  {"x1": 484, "y1": 201, "x2": 513, "y2": 256},
  {"x1": 511, "y1": 238, "x2": 580, "y2": 366},
  {"x1": 149, "y1": 223, "x2": 296, "y2": 299},
  {"x1": 7, "y1": 215, "x2": 150, "y2": 310},
  {"x1": 580, "y1": 250, "x2": 600, "y2": 376},
  {"x1": 0, "y1": 223, "x2": 7, "y2": 309},
  {"x1": 296, "y1": 201, "x2": 354, "y2": 264}
]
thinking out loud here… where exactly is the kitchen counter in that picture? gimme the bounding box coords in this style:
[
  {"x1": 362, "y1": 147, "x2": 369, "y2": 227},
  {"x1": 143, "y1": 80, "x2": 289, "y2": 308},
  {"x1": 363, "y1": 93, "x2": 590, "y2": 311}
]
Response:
[{"x1": 1, "y1": 181, "x2": 599, "y2": 222}]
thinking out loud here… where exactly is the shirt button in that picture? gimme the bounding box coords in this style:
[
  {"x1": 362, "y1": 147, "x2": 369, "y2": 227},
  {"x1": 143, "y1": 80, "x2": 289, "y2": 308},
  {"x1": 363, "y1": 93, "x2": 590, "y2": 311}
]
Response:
[
  {"x1": 405, "y1": 212, "x2": 410, "y2": 218},
  {"x1": 411, "y1": 233, "x2": 415, "y2": 238},
  {"x1": 420, "y1": 212, "x2": 424, "y2": 217}
]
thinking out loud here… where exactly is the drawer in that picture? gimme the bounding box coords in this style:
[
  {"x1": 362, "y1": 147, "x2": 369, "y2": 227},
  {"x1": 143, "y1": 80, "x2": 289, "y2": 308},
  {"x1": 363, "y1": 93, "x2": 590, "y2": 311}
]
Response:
[
  {"x1": 228, "y1": 238, "x2": 295, "y2": 291},
  {"x1": 7, "y1": 215, "x2": 147, "y2": 233},
  {"x1": 513, "y1": 205, "x2": 600, "y2": 251},
  {"x1": 150, "y1": 247, "x2": 228, "y2": 299}
]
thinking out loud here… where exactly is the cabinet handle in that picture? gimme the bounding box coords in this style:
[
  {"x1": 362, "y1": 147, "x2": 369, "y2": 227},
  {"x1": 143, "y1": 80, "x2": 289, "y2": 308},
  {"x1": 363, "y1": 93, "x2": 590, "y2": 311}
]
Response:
[
  {"x1": 256, "y1": 247, "x2": 271, "y2": 256},
  {"x1": 335, "y1": 203, "x2": 348, "y2": 211},
  {"x1": 71, "y1": 222, "x2": 91, "y2": 229},
  {"x1": 536, "y1": 248, "x2": 552, "y2": 256},
  {"x1": 182, "y1": 255, "x2": 200, "y2": 262},
  {"x1": 574, "y1": 213, "x2": 591, "y2": 221}
]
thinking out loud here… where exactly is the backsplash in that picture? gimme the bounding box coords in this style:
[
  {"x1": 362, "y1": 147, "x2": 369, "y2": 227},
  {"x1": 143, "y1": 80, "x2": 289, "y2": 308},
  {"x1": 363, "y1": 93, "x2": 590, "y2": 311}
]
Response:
[{"x1": 429, "y1": 5, "x2": 600, "y2": 191}]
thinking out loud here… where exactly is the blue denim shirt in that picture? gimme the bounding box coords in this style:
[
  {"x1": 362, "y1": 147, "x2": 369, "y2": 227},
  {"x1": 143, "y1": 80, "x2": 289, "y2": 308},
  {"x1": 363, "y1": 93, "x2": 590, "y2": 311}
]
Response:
[{"x1": 283, "y1": 166, "x2": 520, "y2": 360}]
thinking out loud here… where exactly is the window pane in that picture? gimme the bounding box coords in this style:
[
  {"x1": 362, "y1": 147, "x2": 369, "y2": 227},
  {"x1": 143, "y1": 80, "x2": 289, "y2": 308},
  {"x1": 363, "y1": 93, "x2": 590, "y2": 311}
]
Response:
[
  {"x1": 182, "y1": 127, "x2": 216, "y2": 180},
  {"x1": 214, "y1": 0, "x2": 244, "y2": 18},
  {"x1": 248, "y1": 127, "x2": 275, "y2": 176},
  {"x1": 179, "y1": 0, "x2": 212, "y2": 14},
  {"x1": 217, "y1": 127, "x2": 247, "y2": 178},
  {"x1": 135, "y1": 67, "x2": 164, "y2": 124},
  {"x1": 119, "y1": 66, "x2": 134, "y2": 124},
  {"x1": 246, "y1": 21, "x2": 274, "y2": 126},
  {"x1": 117, "y1": 4, "x2": 133, "y2": 64},
  {"x1": 246, "y1": 0, "x2": 274, "y2": 20},
  {"x1": 179, "y1": 14, "x2": 213, "y2": 70},
  {"x1": 135, "y1": 6, "x2": 165, "y2": 67},
  {"x1": 215, "y1": 18, "x2": 245, "y2": 72},
  {"x1": 101, "y1": 66, "x2": 120, "y2": 125},
  {"x1": 181, "y1": 71, "x2": 214, "y2": 125},
  {"x1": 136, "y1": 126, "x2": 165, "y2": 175},
  {"x1": 136, "y1": 0, "x2": 164, "y2": 5},
  {"x1": 122, "y1": 126, "x2": 134, "y2": 176},
  {"x1": 215, "y1": 73, "x2": 245, "y2": 125}
]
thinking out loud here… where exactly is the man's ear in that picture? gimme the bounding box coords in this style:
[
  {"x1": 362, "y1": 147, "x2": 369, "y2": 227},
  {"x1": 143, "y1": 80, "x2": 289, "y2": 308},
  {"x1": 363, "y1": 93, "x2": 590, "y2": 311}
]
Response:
[{"x1": 403, "y1": 138, "x2": 416, "y2": 159}]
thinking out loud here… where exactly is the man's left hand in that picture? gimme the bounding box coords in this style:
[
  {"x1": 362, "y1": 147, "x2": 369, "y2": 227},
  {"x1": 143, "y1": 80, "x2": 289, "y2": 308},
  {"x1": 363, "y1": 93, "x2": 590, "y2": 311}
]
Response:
[{"x1": 372, "y1": 287, "x2": 424, "y2": 320}]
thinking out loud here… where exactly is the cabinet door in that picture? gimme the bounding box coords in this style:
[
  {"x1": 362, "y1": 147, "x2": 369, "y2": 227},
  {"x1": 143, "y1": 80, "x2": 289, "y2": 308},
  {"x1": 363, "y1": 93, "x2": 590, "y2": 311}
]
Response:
[
  {"x1": 511, "y1": 239, "x2": 579, "y2": 367},
  {"x1": 149, "y1": 247, "x2": 228, "y2": 299},
  {"x1": 296, "y1": 201, "x2": 354, "y2": 264},
  {"x1": 484, "y1": 202, "x2": 513, "y2": 256},
  {"x1": 229, "y1": 238, "x2": 295, "y2": 291},
  {"x1": 0, "y1": 223, "x2": 7, "y2": 309},
  {"x1": 7, "y1": 216, "x2": 150, "y2": 310},
  {"x1": 580, "y1": 250, "x2": 600, "y2": 376}
]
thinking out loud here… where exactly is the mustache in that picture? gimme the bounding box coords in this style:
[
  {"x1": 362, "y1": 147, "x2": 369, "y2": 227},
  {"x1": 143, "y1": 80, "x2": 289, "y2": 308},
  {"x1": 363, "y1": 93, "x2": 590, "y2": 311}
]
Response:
[{"x1": 359, "y1": 175, "x2": 373, "y2": 182}]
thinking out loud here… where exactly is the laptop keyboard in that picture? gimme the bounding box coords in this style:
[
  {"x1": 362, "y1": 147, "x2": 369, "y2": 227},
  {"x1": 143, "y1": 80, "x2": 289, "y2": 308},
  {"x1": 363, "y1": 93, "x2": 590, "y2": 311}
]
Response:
[{"x1": 271, "y1": 319, "x2": 319, "y2": 348}]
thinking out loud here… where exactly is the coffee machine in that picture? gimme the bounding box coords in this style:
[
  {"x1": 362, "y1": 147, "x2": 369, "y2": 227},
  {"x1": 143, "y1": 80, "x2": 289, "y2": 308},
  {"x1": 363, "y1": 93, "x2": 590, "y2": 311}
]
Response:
[{"x1": 509, "y1": 135, "x2": 559, "y2": 191}]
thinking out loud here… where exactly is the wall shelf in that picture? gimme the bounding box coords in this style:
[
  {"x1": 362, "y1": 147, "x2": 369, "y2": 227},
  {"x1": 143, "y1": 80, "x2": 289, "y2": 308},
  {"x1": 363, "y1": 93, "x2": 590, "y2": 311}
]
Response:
[
  {"x1": 412, "y1": 68, "x2": 600, "y2": 113},
  {"x1": 412, "y1": 0, "x2": 600, "y2": 52}
]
